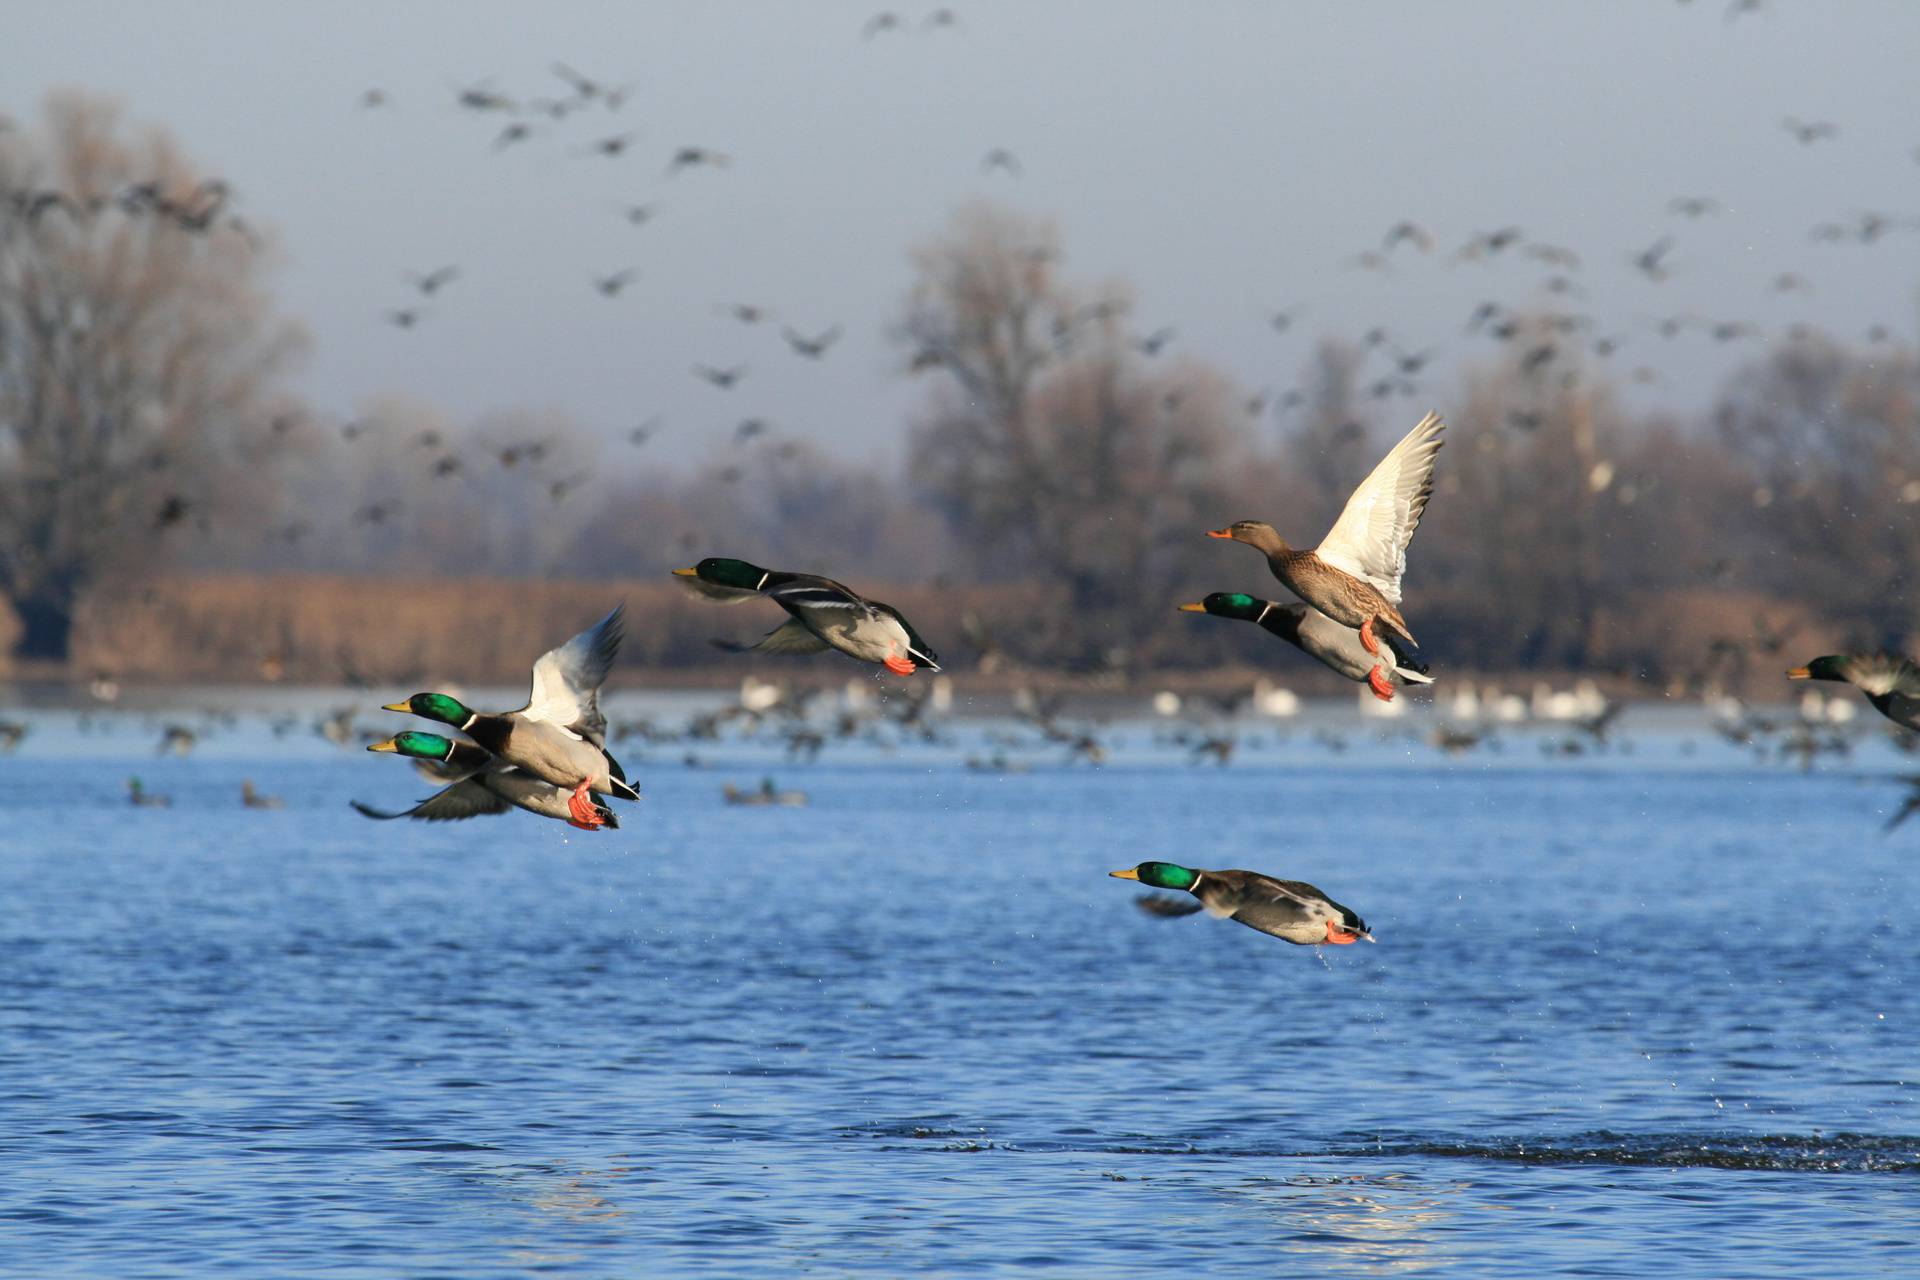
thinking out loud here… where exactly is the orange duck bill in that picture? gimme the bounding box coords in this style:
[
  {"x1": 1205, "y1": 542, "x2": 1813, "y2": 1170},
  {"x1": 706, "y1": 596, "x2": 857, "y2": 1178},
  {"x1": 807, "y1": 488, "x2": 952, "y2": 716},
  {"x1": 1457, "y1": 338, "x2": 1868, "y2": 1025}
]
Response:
[{"x1": 1206, "y1": 527, "x2": 1234, "y2": 539}]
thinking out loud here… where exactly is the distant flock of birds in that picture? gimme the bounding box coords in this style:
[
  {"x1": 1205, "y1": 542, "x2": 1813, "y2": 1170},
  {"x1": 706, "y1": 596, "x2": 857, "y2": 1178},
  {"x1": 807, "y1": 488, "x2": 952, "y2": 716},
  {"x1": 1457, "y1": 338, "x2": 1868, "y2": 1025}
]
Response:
[
  {"x1": 41, "y1": 3, "x2": 1867, "y2": 542},
  {"x1": 324, "y1": 15, "x2": 1920, "y2": 451},
  {"x1": 9, "y1": 8, "x2": 1919, "y2": 552}
]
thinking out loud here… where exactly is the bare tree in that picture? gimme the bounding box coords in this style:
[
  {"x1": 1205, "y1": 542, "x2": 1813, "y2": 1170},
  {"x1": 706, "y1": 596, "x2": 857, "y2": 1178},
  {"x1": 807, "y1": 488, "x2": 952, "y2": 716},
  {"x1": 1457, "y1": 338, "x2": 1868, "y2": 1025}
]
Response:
[
  {"x1": 0, "y1": 92, "x2": 304, "y2": 662},
  {"x1": 899, "y1": 203, "x2": 1247, "y2": 670}
]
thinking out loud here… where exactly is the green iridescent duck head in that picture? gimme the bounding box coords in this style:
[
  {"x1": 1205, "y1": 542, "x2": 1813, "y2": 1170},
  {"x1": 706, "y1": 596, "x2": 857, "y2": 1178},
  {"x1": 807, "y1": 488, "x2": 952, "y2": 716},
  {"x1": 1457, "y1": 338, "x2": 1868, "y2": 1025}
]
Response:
[
  {"x1": 366, "y1": 730, "x2": 456, "y2": 760},
  {"x1": 1109, "y1": 861, "x2": 1201, "y2": 891},
  {"x1": 382, "y1": 692, "x2": 474, "y2": 726},
  {"x1": 672, "y1": 557, "x2": 769, "y2": 590},
  {"x1": 1177, "y1": 592, "x2": 1265, "y2": 622},
  {"x1": 1785, "y1": 656, "x2": 1849, "y2": 683}
]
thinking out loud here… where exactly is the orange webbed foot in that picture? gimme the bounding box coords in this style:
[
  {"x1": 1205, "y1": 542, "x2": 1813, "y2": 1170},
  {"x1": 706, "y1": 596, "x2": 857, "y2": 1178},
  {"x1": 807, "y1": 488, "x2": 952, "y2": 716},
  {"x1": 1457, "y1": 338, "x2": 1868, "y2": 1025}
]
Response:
[
  {"x1": 1324, "y1": 920, "x2": 1360, "y2": 945},
  {"x1": 883, "y1": 653, "x2": 916, "y2": 676},
  {"x1": 566, "y1": 778, "x2": 605, "y2": 829},
  {"x1": 1367, "y1": 665, "x2": 1394, "y2": 702},
  {"x1": 1359, "y1": 617, "x2": 1380, "y2": 656}
]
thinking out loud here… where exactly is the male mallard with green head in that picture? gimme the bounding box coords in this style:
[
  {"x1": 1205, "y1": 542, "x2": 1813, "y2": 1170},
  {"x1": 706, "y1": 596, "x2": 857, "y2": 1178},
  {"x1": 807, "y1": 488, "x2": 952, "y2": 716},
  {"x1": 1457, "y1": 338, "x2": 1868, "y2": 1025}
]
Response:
[
  {"x1": 382, "y1": 604, "x2": 638, "y2": 828},
  {"x1": 1208, "y1": 411, "x2": 1443, "y2": 656},
  {"x1": 358, "y1": 730, "x2": 620, "y2": 829},
  {"x1": 672, "y1": 557, "x2": 939, "y2": 676},
  {"x1": 1177, "y1": 592, "x2": 1432, "y2": 701},
  {"x1": 1788, "y1": 654, "x2": 1920, "y2": 731},
  {"x1": 1110, "y1": 861, "x2": 1372, "y2": 946}
]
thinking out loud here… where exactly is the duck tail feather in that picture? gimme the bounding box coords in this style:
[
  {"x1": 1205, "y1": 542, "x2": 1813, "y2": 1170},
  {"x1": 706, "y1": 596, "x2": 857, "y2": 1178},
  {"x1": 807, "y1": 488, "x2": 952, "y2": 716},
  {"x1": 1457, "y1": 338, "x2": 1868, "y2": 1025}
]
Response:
[{"x1": 1385, "y1": 636, "x2": 1430, "y2": 675}]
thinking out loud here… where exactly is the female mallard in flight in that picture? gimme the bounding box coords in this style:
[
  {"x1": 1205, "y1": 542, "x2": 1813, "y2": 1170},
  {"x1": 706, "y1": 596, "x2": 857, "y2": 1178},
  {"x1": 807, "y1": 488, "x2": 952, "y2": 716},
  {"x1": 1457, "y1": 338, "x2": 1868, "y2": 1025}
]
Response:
[
  {"x1": 1110, "y1": 861, "x2": 1371, "y2": 945},
  {"x1": 1788, "y1": 654, "x2": 1920, "y2": 731},
  {"x1": 382, "y1": 604, "x2": 638, "y2": 828},
  {"x1": 672, "y1": 557, "x2": 939, "y2": 675},
  {"x1": 356, "y1": 731, "x2": 620, "y2": 829},
  {"x1": 1208, "y1": 411, "x2": 1443, "y2": 656},
  {"x1": 1178, "y1": 592, "x2": 1432, "y2": 702}
]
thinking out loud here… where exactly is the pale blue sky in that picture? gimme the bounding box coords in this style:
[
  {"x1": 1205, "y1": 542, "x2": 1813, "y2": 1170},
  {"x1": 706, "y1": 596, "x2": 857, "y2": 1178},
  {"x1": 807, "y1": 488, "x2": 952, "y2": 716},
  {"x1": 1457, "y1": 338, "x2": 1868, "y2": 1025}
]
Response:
[{"x1": 8, "y1": 0, "x2": 1919, "y2": 468}]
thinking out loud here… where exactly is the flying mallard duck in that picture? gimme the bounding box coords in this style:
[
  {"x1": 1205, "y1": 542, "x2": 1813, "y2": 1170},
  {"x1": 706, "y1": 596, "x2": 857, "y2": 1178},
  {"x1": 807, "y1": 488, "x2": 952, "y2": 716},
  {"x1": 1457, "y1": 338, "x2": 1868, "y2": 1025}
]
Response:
[
  {"x1": 1110, "y1": 861, "x2": 1372, "y2": 945},
  {"x1": 672, "y1": 558, "x2": 939, "y2": 676},
  {"x1": 357, "y1": 731, "x2": 620, "y2": 828},
  {"x1": 1788, "y1": 654, "x2": 1920, "y2": 731},
  {"x1": 1208, "y1": 411, "x2": 1444, "y2": 657},
  {"x1": 1177, "y1": 593, "x2": 1432, "y2": 702},
  {"x1": 381, "y1": 604, "x2": 638, "y2": 828}
]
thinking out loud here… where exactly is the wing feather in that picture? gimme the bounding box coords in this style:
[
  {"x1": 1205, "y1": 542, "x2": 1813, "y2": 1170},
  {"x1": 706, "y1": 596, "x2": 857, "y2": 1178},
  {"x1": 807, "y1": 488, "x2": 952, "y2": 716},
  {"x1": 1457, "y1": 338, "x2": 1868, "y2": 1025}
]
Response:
[
  {"x1": 1314, "y1": 412, "x2": 1444, "y2": 605},
  {"x1": 1844, "y1": 654, "x2": 1920, "y2": 697},
  {"x1": 520, "y1": 603, "x2": 625, "y2": 744},
  {"x1": 767, "y1": 577, "x2": 868, "y2": 613},
  {"x1": 1248, "y1": 876, "x2": 1330, "y2": 910},
  {"x1": 715, "y1": 617, "x2": 832, "y2": 656},
  {"x1": 351, "y1": 776, "x2": 512, "y2": 822}
]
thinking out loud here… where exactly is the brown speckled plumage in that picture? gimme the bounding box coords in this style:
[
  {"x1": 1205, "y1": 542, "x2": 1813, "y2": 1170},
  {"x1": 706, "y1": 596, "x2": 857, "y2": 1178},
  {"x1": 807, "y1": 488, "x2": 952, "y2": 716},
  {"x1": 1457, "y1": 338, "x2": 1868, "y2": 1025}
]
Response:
[{"x1": 1217, "y1": 520, "x2": 1416, "y2": 647}]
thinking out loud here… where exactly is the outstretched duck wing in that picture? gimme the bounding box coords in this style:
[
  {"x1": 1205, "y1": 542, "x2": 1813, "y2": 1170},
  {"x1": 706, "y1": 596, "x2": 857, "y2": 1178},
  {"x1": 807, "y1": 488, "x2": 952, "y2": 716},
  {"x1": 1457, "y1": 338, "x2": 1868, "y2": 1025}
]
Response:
[
  {"x1": 765, "y1": 575, "x2": 871, "y2": 618},
  {"x1": 351, "y1": 775, "x2": 512, "y2": 822},
  {"x1": 1134, "y1": 894, "x2": 1206, "y2": 918},
  {"x1": 1204, "y1": 871, "x2": 1324, "y2": 918},
  {"x1": 521, "y1": 603, "x2": 625, "y2": 745},
  {"x1": 1843, "y1": 653, "x2": 1920, "y2": 696},
  {"x1": 1256, "y1": 874, "x2": 1371, "y2": 938},
  {"x1": 1314, "y1": 411, "x2": 1444, "y2": 606},
  {"x1": 714, "y1": 617, "x2": 832, "y2": 656}
]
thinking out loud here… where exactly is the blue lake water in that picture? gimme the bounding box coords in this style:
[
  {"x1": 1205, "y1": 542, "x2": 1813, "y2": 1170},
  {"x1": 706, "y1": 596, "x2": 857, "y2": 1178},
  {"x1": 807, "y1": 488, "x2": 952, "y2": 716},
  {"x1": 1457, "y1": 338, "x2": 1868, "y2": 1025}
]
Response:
[{"x1": 1, "y1": 695, "x2": 1917, "y2": 1276}]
